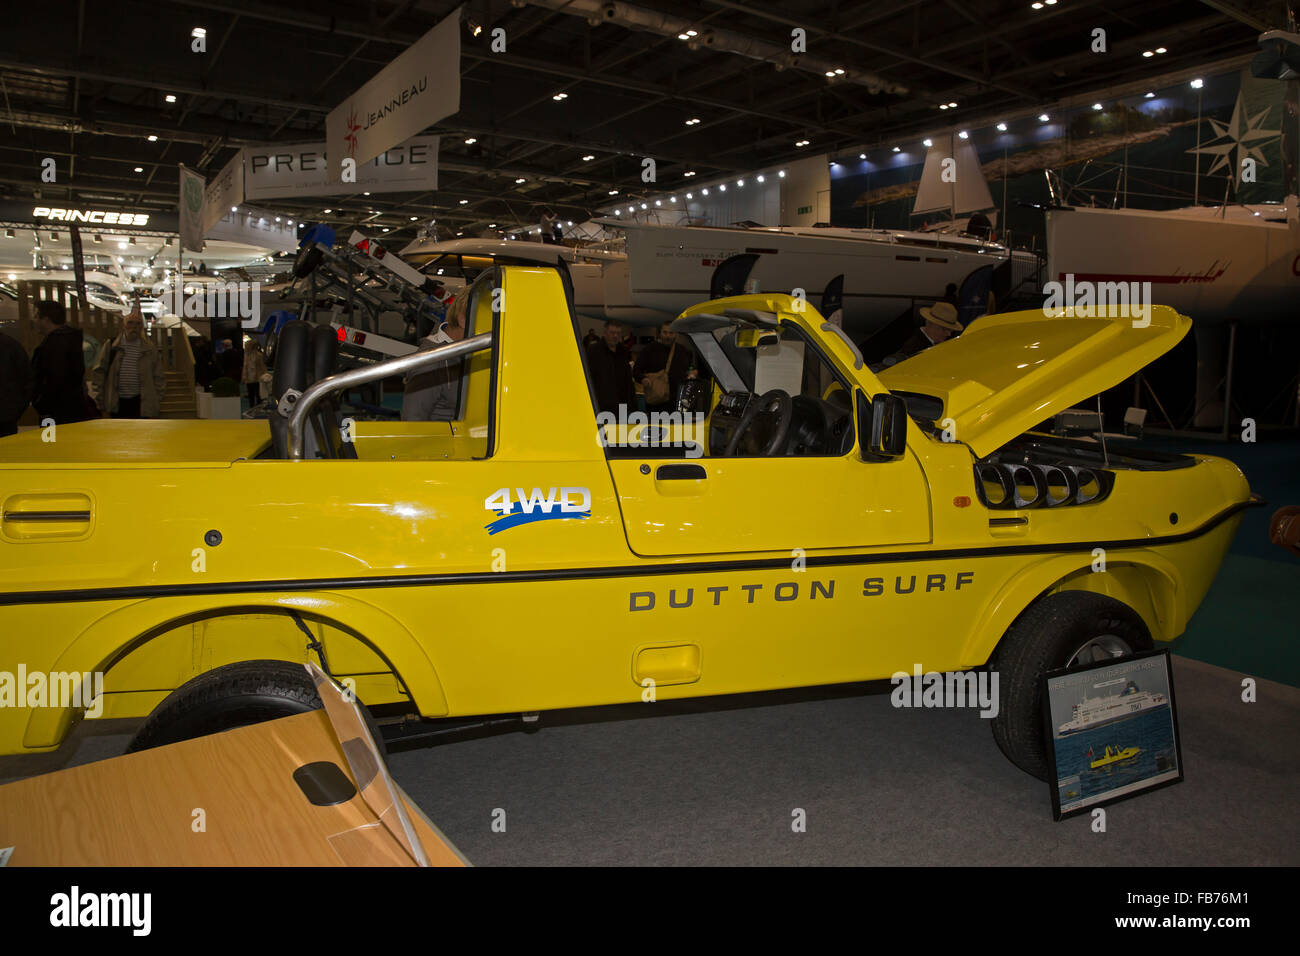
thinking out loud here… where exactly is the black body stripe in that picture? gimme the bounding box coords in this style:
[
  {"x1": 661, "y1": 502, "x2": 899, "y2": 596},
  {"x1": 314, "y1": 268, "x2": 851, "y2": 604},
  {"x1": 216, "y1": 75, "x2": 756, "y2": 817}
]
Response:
[{"x1": 0, "y1": 497, "x2": 1263, "y2": 607}]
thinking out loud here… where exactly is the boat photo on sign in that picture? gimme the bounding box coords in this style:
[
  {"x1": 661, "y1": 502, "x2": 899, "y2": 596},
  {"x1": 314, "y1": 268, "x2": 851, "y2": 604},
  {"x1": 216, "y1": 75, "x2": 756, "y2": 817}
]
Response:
[{"x1": 1043, "y1": 649, "x2": 1184, "y2": 821}]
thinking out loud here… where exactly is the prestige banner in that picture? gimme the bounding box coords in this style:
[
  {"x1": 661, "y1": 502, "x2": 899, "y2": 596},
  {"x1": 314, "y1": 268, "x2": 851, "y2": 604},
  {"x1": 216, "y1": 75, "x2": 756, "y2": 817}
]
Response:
[
  {"x1": 325, "y1": 8, "x2": 460, "y2": 179},
  {"x1": 243, "y1": 136, "x2": 439, "y2": 200},
  {"x1": 178, "y1": 163, "x2": 207, "y2": 253}
]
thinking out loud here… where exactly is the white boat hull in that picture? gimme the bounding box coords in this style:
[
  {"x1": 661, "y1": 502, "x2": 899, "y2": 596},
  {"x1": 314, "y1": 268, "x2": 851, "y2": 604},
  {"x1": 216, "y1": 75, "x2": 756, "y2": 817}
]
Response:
[
  {"x1": 616, "y1": 223, "x2": 1014, "y2": 335},
  {"x1": 1045, "y1": 204, "x2": 1300, "y2": 324}
]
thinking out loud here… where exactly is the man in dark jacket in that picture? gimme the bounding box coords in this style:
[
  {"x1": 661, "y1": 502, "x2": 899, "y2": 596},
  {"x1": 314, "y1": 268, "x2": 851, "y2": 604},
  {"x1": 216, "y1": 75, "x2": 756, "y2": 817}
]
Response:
[
  {"x1": 584, "y1": 320, "x2": 635, "y2": 416},
  {"x1": 0, "y1": 328, "x2": 33, "y2": 436},
  {"x1": 633, "y1": 324, "x2": 692, "y2": 414},
  {"x1": 30, "y1": 300, "x2": 89, "y2": 424}
]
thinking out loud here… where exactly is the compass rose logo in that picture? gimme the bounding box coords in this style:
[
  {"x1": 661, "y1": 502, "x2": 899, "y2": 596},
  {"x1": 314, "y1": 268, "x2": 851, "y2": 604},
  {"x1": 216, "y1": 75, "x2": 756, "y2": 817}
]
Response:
[
  {"x1": 1187, "y1": 86, "x2": 1280, "y2": 177},
  {"x1": 344, "y1": 105, "x2": 361, "y2": 157}
]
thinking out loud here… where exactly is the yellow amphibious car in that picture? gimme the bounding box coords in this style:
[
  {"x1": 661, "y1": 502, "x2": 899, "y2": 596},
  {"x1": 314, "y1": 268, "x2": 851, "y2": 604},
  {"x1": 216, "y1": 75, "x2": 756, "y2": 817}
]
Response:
[{"x1": 0, "y1": 265, "x2": 1255, "y2": 779}]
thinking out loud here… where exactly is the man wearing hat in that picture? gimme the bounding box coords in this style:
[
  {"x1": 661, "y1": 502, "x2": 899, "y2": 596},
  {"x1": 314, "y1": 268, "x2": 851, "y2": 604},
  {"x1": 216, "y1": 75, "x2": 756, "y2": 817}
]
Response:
[{"x1": 880, "y1": 301, "x2": 963, "y2": 367}]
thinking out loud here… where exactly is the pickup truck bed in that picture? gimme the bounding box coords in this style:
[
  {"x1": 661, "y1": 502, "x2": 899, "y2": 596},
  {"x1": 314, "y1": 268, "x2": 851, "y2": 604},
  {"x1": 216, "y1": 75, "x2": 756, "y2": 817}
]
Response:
[{"x1": 0, "y1": 420, "x2": 271, "y2": 466}]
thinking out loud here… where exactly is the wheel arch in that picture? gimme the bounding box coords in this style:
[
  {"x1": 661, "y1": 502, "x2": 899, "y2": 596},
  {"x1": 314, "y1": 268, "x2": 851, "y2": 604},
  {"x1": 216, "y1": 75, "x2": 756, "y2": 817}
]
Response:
[
  {"x1": 960, "y1": 549, "x2": 1183, "y2": 669},
  {"x1": 22, "y1": 591, "x2": 449, "y2": 751}
]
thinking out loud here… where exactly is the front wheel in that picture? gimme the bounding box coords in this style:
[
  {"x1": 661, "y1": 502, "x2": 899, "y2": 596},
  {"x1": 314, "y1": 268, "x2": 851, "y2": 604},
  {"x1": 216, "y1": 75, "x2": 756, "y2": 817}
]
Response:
[{"x1": 989, "y1": 591, "x2": 1152, "y2": 780}]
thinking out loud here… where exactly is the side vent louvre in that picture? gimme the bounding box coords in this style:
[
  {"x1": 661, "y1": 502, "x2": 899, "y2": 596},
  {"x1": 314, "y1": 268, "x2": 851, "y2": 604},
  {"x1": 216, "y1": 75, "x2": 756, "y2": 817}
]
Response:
[{"x1": 974, "y1": 463, "x2": 1114, "y2": 510}]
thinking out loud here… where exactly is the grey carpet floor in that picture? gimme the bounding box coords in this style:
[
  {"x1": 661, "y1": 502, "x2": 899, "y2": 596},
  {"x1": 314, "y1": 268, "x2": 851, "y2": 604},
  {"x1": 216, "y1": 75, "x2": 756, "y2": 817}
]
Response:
[{"x1": 2, "y1": 655, "x2": 1295, "y2": 866}]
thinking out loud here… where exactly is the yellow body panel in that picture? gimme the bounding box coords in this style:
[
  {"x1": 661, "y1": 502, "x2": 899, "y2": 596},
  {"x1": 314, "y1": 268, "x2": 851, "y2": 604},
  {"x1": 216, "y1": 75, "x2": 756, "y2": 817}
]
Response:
[{"x1": 0, "y1": 270, "x2": 1253, "y2": 754}]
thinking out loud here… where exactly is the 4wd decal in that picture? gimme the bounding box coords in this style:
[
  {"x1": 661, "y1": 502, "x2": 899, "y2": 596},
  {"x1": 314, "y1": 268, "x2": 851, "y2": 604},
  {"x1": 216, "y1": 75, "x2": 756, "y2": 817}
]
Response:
[{"x1": 484, "y1": 487, "x2": 591, "y2": 535}]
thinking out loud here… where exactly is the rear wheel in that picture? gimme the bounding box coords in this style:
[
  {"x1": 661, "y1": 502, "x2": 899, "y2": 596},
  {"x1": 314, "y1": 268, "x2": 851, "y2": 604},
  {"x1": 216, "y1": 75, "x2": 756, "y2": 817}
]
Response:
[
  {"x1": 127, "y1": 659, "x2": 383, "y2": 754},
  {"x1": 989, "y1": 591, "x2": 1152, "y2": 780}
]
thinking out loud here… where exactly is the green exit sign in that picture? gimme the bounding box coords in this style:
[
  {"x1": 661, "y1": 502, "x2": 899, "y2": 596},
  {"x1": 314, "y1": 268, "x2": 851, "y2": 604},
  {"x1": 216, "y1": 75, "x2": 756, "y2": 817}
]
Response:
[{"x1": 798, "y1": 205, "x2": 813, "y2": 214}]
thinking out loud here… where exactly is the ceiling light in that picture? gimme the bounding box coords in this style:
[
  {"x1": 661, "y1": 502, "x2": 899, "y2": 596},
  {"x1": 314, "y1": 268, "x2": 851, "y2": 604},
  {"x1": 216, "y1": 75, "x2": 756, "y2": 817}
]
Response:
[
  {"x1": 1145, "y1": 92, "x2": 1155, "y2": 98},
  {"x1": 614, "y1": 210, "x2": 620, "y2": 216},
  {"x1": 684, "y1": 170, "x2": 696, "y2": 177},
  {"x1": 1156, "y1": 47, "x2": 1167, "y2": 54},
  {"x1": 686, "y1": 29, "x2": 698, "y2": 37},
  {"x1": 488, "y1": 223, "x2": 497, "y2": 228},
  {"x1": 756, "y1": 175, "x2": 764, "y2": 182},
  {"x1": 939, "y1": 104, "x2": 949, "y2": 110},
  {"x1": 640, "y1": 203, "x2": 647, "y2": 209},
  {"x1": 996, "y1": 122, "x2": 1008, "y2": 131},
  {"x1": 686, "y1": 192, "x2": 693, "y2": 199},
  {"x1": 958, "y1": 130, "x2": 969, "y2": 139},
  {"x1": 718, "y1": 184, "x2": 726, "y2": 191},
  {"x1": 1190, "y1": 78, "x2": 1203, "y2": 89},
  {"x1": 231, "y1": 206, "x2": 237, "y2": 212},
  {"x1": 685, "y1": 117, "x2": 701, "y2": 126},
  {"x1": 1032, "y1": 1, "x2": 1043, "y2": 7},
  {"x1": 147, "y1": 135, "x2": 158, "y2": 142},
  {"x1": 459, "y1": 199, "x2": 469, "y2": 204},
  {"x1": 410, "y1": 216, "x2": 419, "y2": 220},
  {"x1": 892, "y1": 146, "x2": 901, "y2": 153},
  {"x1": 835, "y1": 68, "x2": 845, "y2": 75},
  {"x1": 825, "y1": 71, "x2": 836, "y2": 78},
  {"x1": 363, "y1": 191, "x2": 370, "y2": 196},
  {"x1": 1092, "y1": 103, "x2": 1103, "y2": 110},
  {"x1": 923, "y1": 138, "x2": 933, "y2": 147},
  {"x1": 288, "y1": 220, "x2": 294, "y2": 226},
  {"x1": 582, "y1": 154, "x2": 595, "y2": 161},
  {"x1": 134, "y1": 167, "x2": 143, "y2": 172},
  {"x1": 464, "y1": 137, "x2": 477, "y2": 145},
  {"x1": 859, "y1": 153, "x2": 866, "y2": 159},
  {"x1": 191, "y1": 27, "x2": 206, "y2": 38},
  {"x1": 515, "y1": 178, "x2": 526, "y2": 184},
  {"x1": 677, "y1": 33, "x2": 690, "y2": 40},
  {"x1": 737, "y1": 179, "x2": 744, "y2": 187},
  {"x1": 627, "y1": 206, "x2": 634, "y2": 213},
  {"x1": 567, "y1": 221, "x2": 573, "y2": 226},
  {"x1": 1142, "y1": 50, "x2": 1154, "y2": 58},
  {"x1": 1045, "y1": 0, "x2": 1057, "y2": 4},
  {"x1": 778, "y1": 170, "x2": 785, "y2": 178},
  {"x1": 948, "y1": 102, "x2": 957, "y2": 108},
  {"x1": 552, "y1": 92, "x2": 568, "y2": 101},
  {"x1": 1038, "y1": 113, "x2": 1050, "y2": 122},
  {"x1": 609, "y1": 189, "x2": 619, "y2": 195},
  {"x1": 165, "y1": 94, "x2": 177, "y2": 103},
  {"x1": 701, "y1": 188, "x2": 709, "y2": 195},
  {"x1": 323, "y1": 208, "x2": 332, "y2": 214},
  {"x1": 382, "y1": 228, "x2": 389, "y2": 232},
  {"x1": 275, "y1": 217, "x2": 281, "y2": 222},
  {"x1": 655, "y1": 200, "x2": 661, "y2": 206},
  {"x1": 795, "y1": 139, "x2": 810, "y2": 147}
]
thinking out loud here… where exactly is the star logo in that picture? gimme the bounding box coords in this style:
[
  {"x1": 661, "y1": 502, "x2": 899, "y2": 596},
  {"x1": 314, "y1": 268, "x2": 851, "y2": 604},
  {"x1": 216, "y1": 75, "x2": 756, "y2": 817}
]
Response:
[
  {"x1": 1187, "y1": 87, "x2": 1280, "y2": 177},
  {"x1": 344, "y1": 105, "x2": 361, "y2": 157}
]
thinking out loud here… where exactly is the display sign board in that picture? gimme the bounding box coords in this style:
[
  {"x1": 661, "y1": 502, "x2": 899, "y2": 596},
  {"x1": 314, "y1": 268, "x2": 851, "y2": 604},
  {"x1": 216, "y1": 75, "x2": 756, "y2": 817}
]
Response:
[
  {"x1": 243, "y1": 136, "x2": 439, "y2": 200},
  {"x1": 325, "y1": 8, "x2": 460, "y2": 178},
  {"x1": 206, "y1": 206, "x2": 298, "y2": 253},
  {"x1": 178, "y1": 164, "x2": 207, "y2": 253},
  {"x1": 202, "y1": 151, "x2": 245, "y2": 236}
]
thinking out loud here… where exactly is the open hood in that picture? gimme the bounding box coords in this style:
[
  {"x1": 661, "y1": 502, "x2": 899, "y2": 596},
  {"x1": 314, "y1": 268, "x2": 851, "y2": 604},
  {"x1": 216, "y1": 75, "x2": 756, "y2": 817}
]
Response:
[{"x1": 877, "y1": 305, "x2": 1190, "y2": 458}]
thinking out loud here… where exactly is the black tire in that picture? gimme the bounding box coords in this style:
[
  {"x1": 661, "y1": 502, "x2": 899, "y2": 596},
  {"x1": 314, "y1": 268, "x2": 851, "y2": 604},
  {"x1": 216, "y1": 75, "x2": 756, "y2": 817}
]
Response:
[
  {"x1": 127, "y1": 659, "x2": 384, "y2": 754},
  {"x1": 988, "y1": 591, "x2": 1152, "y2": 780}
]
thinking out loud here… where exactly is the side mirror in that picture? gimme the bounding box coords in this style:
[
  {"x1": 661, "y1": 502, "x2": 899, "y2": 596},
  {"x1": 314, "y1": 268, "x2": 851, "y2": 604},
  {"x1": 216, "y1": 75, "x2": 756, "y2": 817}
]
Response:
[{"x1": 858, "y1": 391, "x2": 908, "y2": 461}]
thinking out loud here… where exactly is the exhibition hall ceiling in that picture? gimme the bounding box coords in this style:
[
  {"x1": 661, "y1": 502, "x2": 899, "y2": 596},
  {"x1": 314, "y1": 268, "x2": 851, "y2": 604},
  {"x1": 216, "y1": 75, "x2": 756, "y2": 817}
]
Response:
[{"x1": 0, "y1": 0, "x2": 1277, "y2": 240}]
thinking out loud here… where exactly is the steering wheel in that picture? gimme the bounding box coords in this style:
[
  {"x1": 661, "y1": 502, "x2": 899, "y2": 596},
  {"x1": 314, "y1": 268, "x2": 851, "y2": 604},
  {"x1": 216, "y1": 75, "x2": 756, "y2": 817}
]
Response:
[{"x1": 724, "y1": 389, "x2": 794, "y2": 457}]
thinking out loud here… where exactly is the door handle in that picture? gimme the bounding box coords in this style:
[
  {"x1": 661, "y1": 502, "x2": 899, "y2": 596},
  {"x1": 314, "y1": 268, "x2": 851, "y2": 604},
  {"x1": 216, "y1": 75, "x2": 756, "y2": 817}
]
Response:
[{"x1": 655, "y1": 464, "x2": 706, "y2": 480}]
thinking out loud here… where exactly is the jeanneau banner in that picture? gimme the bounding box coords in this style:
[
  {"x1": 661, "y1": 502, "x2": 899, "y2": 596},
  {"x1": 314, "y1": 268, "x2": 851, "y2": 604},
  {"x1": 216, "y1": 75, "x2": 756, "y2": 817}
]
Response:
[{"x1": 325, "y1": 8, "x2": 460, "y2": 180}]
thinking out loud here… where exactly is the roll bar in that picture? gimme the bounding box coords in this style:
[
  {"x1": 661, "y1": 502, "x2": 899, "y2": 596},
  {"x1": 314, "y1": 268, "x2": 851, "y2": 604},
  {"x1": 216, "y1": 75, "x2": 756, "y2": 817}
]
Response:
[{"x1": 286, "y1": 331, "x2": 494, "y2": 460}]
